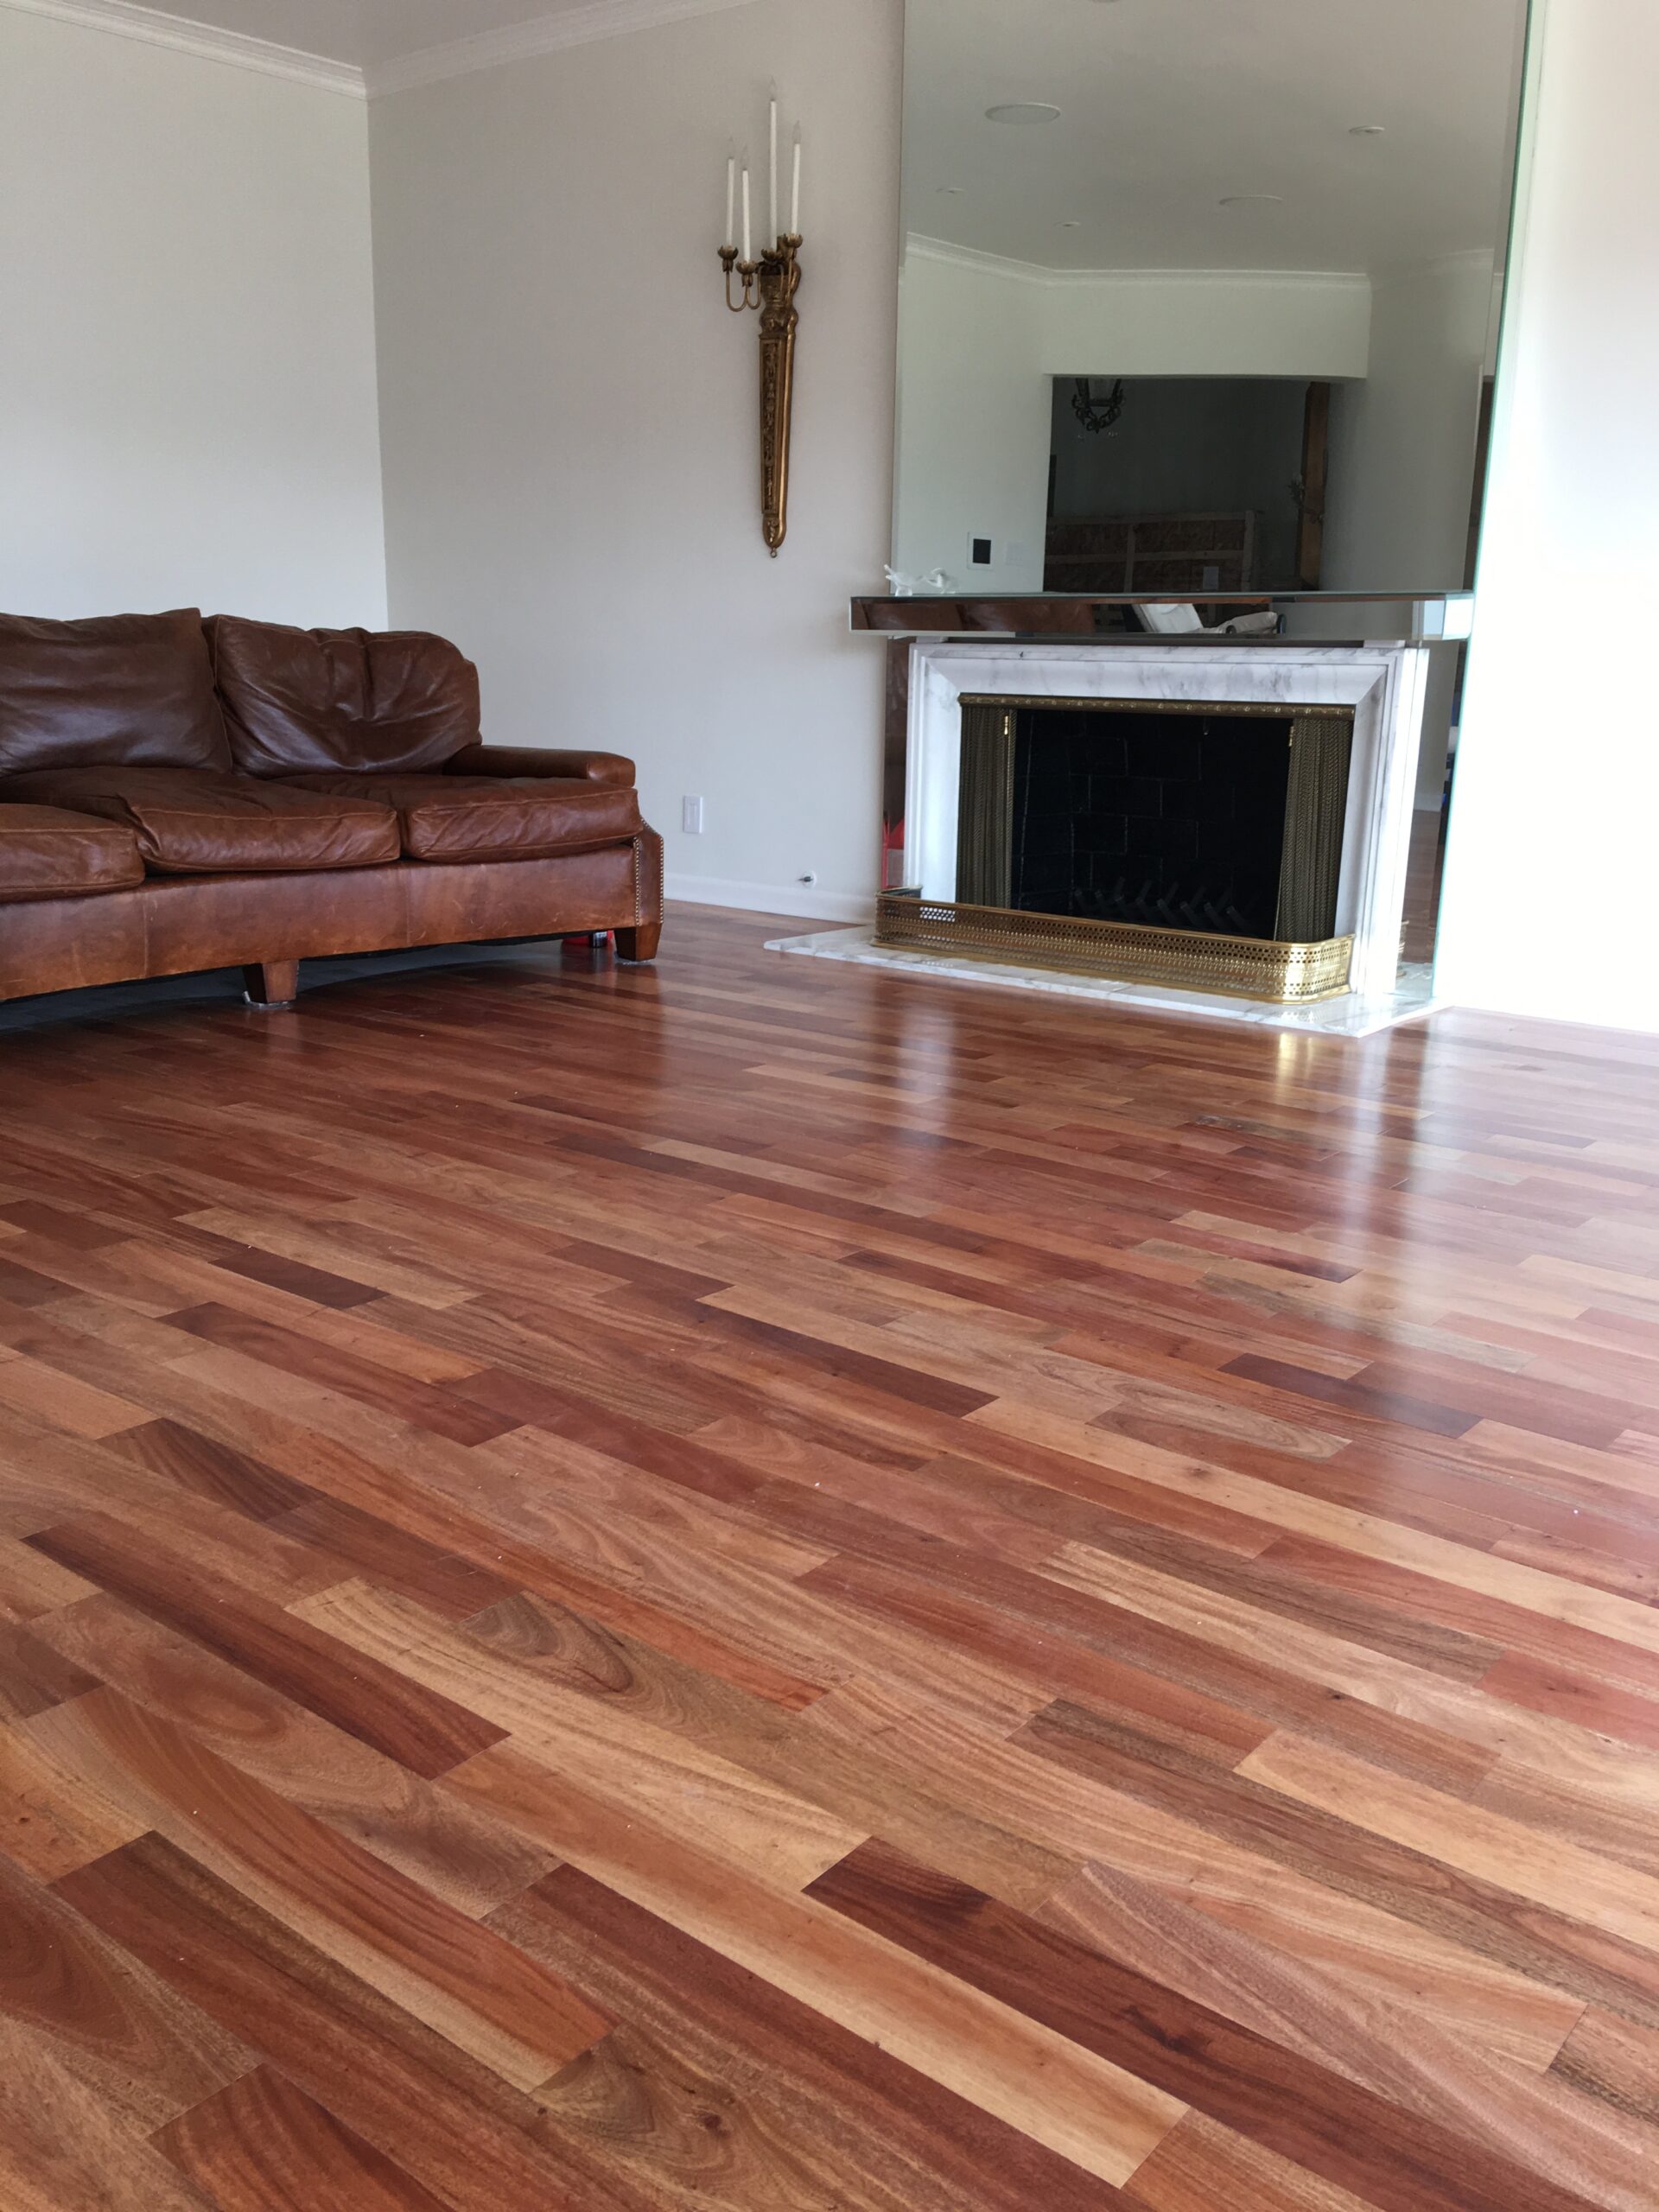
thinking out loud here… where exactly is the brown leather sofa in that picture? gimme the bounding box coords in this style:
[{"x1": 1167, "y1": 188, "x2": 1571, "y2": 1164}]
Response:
[{"x1": 0, "y1": 609, "x2": 662, "y2": 1009}]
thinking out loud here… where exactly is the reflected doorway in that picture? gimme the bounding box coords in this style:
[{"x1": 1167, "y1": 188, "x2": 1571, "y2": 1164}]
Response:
[{"x1": 1044, "y1": 376, "x2": 1331, "y2": 596}]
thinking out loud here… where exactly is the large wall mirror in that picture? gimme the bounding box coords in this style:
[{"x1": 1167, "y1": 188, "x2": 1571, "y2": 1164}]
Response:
[{"x1": 892, "y1": 0, "x2": 1533, "y2": 601}]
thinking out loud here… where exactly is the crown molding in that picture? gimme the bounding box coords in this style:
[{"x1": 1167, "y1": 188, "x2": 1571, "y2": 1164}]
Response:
[
  {"x1": 904, "y1": 234, "x2": 1370, "y2": 296},
  {"x1": 899, "y1": 236, "x2": 1054, "y2": 285},
  {"x1": 1371, "y1": 245, "x2": 1500, "y2": 285},
  {"x1": 0, "y1": 0, "x2": 763, "y2": 100},
  {"x1": 0, "y1": 0, "x2": 365, "y2": 93},
  {"x1": 366, "y1": 0, "x2": 760, "y2": 98}
]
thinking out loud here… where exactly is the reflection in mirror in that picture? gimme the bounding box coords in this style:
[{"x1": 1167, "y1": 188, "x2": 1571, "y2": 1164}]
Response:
[{"x1": 892, "y1": 0, "x2": 1531, "y2": 601}]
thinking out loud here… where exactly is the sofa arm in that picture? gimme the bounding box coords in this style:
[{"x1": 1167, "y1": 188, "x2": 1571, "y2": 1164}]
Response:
[{"x1": 447, "y1": 744, "x2": 635, "y2": 788}]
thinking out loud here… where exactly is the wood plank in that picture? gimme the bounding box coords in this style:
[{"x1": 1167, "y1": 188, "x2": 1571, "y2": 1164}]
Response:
[
  {"x1": 0, "y1": 2017, "x2": 220, "y2": 2212},
  {"x1": 102, "y1": 1416, "x2": 315, "y2": 1521},
  {"x1": 35, "y1": 1592, "x2": 556, "y2": 1915},
  {"x1": 0, "y1": 1849, "x2": 251, "y2": 2130},
  {"x1": 29, "y1": 1686, "x2": 611, "y2": 2089},
  {"x1": 155, "y1": 2065, "x2": 457, "y2": 2211},
  {"x1": 1038, "y1": 1860, "x2": 1659, "y2": 2211},
  {"x1": 295, "y1": 1577, "x2": 873, "y2": 1891},
  {"x1": 444, "y1": 1738, "x2": 1185, "y2": 2188},
  {"x1": 806, "y1": 1837, "x2": 1605, "y2": 2212},
  {"x1": 1126, "y1": 2111, "x2": 1393, "y2": 2212},
  {"x1": 0, "y1": 1351, "x2": 150, "y2": 1439},
  {"x1": 1018, "y1": 1696, "x2": 1659, "y2": 2031},
  {"x1": 498, "y1": 1863, "x2": 1133, "y2": 2211},
  {"x1": 56, "y1": 1833, "x2": 651, "y2": 2212},
  {"x1": 0, "y1": 1712, "x2": 148, "y2": 1878},
  {"x1": 159, "y1": 1303, "x2": 521, "y2": 1448},
  {"x1": 1237, "y1": 1731, "x2": 1659, "y2": 1957},
  {"x1": 24, "y1": 1514, "x2": 505, "y2": 1778},
  {"x1": 1551, "y1": 2006, "x2": 1659, "y2": 2130},
  {"x1": 0, "y1": 1618, "x2": 96, "y2": 1722}
]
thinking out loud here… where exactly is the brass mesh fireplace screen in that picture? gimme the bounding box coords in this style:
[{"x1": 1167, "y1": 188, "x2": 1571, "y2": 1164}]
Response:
[
  {"x1": 957, "y1": 706, "x2": 1017, "y2": 912},
  {"x1": 882, "y1": 696, "x2": 1357, "y2": 1004},
  {"x1": 1274, "y1": 711, "x2": 1354, "y2": 943}
]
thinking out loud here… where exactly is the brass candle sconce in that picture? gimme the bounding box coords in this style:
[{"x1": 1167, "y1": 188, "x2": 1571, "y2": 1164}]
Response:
[
  {"x1": 719, "y1": 101, "x2": 803, "y2": 556},
  {"x1": 720, "y1": 237, "x2": 801, "y2": 555}
]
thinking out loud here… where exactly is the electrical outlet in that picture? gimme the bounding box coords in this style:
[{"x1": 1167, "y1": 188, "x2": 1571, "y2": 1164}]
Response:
[{"x1": 682, "y1": 796, "x2": 705, "y2": 835}]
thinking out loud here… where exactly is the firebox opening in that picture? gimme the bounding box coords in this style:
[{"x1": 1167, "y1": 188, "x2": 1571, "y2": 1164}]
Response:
[
  {"x1": 1009, "y1": 707, "x2": 1293, "y2": 939},
  {"x1": 956, "y1": 699, "x2": 1355, "y2": 951}
]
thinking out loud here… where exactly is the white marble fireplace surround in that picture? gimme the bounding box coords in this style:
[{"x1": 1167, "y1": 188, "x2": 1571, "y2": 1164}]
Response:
[{"x1": 903, "y1": 640, "x2": 1432, "y2": 1002}]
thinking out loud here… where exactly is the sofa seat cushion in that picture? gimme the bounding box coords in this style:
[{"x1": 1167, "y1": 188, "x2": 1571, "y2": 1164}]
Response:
[
  {"x1": 207, "y1": 617, "x2": 482, "y2": 777},
  {"x1": 0, "y1": 804, "x2": 146, "y2": 903},
  {"x1": 0, "y1": 767, "x2": 399, "y2": 875},
  {"x1": 281, "y1": 773, "x2": 644, "y2": 863},
  {"x1": 0, "y1": 609, "x2": 232, "y2": 778}
]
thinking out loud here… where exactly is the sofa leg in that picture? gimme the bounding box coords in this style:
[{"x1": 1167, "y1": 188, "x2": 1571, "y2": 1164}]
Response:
[
  {"x1": 244, "y1": 961, "x2": 299, "y2": 1008},
  {"x1": 613, "y1": 924, "x2": 661, "y2": 964}
]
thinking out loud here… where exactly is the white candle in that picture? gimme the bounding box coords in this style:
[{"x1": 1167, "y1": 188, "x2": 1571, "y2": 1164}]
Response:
[
  {"x1": 769, "y1": 91, "x2": 779, "y2": 242},
  {"x1": 741, "y1": 163, "x2": 752, "y2": 263},
  {"x1": 791, "y1": 126, "x2": 802, "y2": 235},
  {"x1": 725, "y1": 151, "x2": 735, "y2": 249}
]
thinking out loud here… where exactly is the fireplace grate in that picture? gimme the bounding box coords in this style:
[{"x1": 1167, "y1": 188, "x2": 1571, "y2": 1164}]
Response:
[{"x1": 1072, "y1": 880, "x2": 1261, "y2": 937}]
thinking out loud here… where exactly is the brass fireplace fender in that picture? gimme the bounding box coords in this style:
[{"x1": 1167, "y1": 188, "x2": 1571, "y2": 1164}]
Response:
[{"x1": 876, "y1": 894, "x2": 1356, "y2": 1003}]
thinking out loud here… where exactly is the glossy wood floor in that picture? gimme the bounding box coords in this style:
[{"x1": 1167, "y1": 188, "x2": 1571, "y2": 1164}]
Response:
[{"x1": 3, "y1": 908, "x2": 1659, "y2": 2212}]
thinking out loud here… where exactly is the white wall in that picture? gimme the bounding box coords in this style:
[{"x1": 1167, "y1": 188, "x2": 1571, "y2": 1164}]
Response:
[
  {"x1": 370, "y1": 0, "x2": 902, "y2": 922},
  {"x1": 892, "y1": 245, "x2": 1371, "y2": 591},
  {"x1": 1040, "y1": 269, "x2": 1372, "y2": 380},
  {"x1": 892, "y1": 247, "x2": 1050, "y2": 592},
  {"x1": 0, "y1": 9, "x2": 386, "y2": 626},
  {"x1": 1315, "y1": 254, "x2": 1495, "y2": 807},
  {"x1": 1322, "y1": 254, "x2": 1495, "y2": 596},
  {"x1": 1437, "y1": 0, "x2": 1659, "y2": 1030}
]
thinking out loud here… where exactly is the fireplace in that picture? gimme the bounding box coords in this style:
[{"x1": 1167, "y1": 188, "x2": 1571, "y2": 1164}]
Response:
[
  {"x1": 874, "y1": 640, "x2": 1431, "y2": 1007},
  {"x1": 885, "y1": 694, "x2": 1357, "y2": 1001}
]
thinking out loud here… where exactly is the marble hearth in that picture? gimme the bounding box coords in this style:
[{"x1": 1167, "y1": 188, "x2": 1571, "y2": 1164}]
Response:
[{"x1": 766, "y1": 926, "x2": 1439, "y2": 1039}]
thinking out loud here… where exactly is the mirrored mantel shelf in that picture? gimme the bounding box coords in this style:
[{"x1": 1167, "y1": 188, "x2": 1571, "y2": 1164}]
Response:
[{"x1": 849, "y1": 591, "x2": 1477, "y2": 645}]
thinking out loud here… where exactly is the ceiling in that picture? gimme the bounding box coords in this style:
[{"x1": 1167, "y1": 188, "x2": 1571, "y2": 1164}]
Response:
[
  {"x1": 904, "y1": 0, "x2": 1529, "y2": 274},
  {"x1": 127, "y1": 0, "x2": 689, "y2": 73}
]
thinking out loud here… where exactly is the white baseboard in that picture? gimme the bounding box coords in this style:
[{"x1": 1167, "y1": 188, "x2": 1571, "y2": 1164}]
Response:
[{"x1": 664, "y1": 874, "x2": 875, "y2": 926}]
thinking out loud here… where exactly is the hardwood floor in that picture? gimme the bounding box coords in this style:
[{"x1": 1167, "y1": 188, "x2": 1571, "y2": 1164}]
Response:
[{"x1": 3, "y1": 906, "x2": 1659, "y2": 2210}]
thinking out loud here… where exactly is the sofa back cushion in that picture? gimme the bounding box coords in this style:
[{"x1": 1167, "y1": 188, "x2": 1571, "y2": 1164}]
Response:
[
  {"x1": 207, "y1": 616, "x2": 482, "y2": 777},
  {"x1": 0, "y1": 610, "x2": 232, "y2": 778}
]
